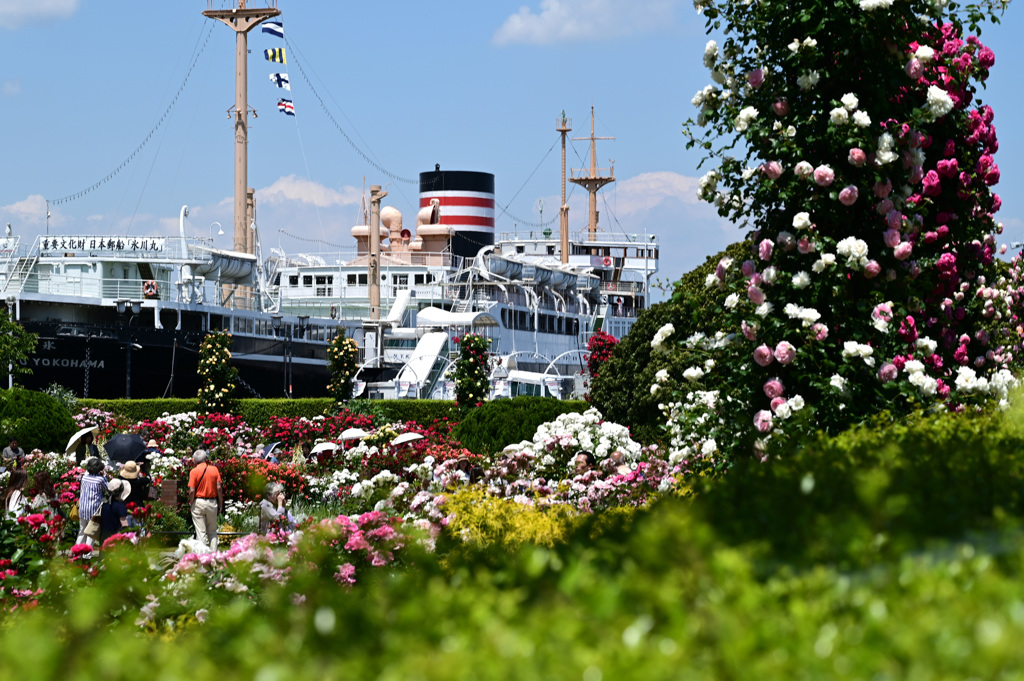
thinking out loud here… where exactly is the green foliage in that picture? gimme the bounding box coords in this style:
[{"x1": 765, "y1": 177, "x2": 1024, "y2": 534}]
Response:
[
  {"x1": 451, "y1": 396, "x2": 588, "y2": 455},
  {"x1": 196, "y1": 331, "x2": 239, "y2": 415},
  {"x1": 452, "y1": 333, "x2": 491, "y2": 409},
  {"x1": 590, "y1": 241, "x2": 751, "y2": 444},
  {"x1": 236, "y1": 398, "x2": 336, "y2": 427},
  {"x1": 0, "y1": 307, "x2": 38, "y2": 386},
  {"x1": 44, "y1": 383, "x2": 79, "y2": 414},
  {"x1": 0, "y1": 387, "x2": 74, "y2": 453},
  {"x1": 326, "y1": 329, "x2": 360, "y2": 403}
]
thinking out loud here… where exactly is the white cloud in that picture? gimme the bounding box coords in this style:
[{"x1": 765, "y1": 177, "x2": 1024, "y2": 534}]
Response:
[
  {"x1": 258, "y1": 175, "x2": 361, "y2": 209},
  {"x1": 0, "y1": 0, "x2": 79, "y2": 30},
  {"x1": 493, "y1": 0, "x2": 679, "y2": 46},
  {"x1": 2, "y1": 80, "x2": 20, "y2": 96},
  {"x1": 1, "y1": 194, "x2": 49, "y2": 227}
]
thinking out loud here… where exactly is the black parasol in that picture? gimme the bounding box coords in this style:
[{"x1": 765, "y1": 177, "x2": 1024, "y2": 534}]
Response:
[{"x1": 104, "y1": 433, "x2": 148, "y2": 463}]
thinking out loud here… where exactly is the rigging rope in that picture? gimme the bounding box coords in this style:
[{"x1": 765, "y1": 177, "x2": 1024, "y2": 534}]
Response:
[
  {"x1": 285, "y1": 36, "x2": 420, "y2": 185},
  {"x1": 46, "y1": 19, "x2": 217, "y2": 206},
  {"x1": 494, "y1": 135, "x2": 561, "y2": 228}
]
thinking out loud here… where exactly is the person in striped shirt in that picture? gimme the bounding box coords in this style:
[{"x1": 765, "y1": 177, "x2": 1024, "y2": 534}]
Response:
[{"x1": 75, "y1": 457, "x2": 107, "y2": 546}]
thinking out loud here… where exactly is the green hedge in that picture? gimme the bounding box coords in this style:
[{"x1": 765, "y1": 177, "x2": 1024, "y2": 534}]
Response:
[
  {"x1": 451, "y1": 397, "x2": 588, "y2": 455},
  {"x1": 77, "y1": 398, "x2": 459, "y2": 429},
  {"x1": 0, "y1": 387, "x2": 75, "y2": 453}
]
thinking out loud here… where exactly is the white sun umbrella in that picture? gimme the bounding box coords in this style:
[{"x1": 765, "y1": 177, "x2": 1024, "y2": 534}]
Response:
[
  {"x1": 65, "y1": 425, "x2": 99, "y2": 454},
  {"x1": 391, "y1": 432, "x2": 425, "y2": 447},
  {"x1": 340, "y1": 428, "x2": 369, "y2": 441},
  {"x1": 310, "y1": 441, "x2": 338, "y2": 454}
]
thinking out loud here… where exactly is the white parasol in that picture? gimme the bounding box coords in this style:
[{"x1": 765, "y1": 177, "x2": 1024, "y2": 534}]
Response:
[
  {"x1": 310, "y1": 441, "x2": 338, "y2": 454},
  {"x1": 65, "y1": 425, "x2": 99, "y2": 454},
  {"x1": 340, "y1": 428, "x2": 369, "y2": 441},
  {"x1": 391, "y1": 432, "x2": 425, "y2": 447}
]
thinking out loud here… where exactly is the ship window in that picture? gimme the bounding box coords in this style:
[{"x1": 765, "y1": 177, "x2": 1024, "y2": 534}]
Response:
[
  {"x1": 394, "y1": 274, "x2": 408, "y2": 289},
  {"x1": 289, "y1": 275, "x2": 299, "y2": 287},
  {"x1": 358, "y1": 274, "x2": 367, "y2": 285},
  {"x1": 414, "y1": 274, "x2": 424, "y2": 285},
  {"x1": 303, "y1": 275, "x2": 313, "y2": 287},
  {"x1": 516, "y1": 245, "x2": 525, "y2": 254},
  {"x1": 315, "y1": 276, "x2": 333, "y2": 297},
  {"x1": 547, "y1": 245, "x2": 556, "y2": 255},
  {"x1": 501, "y1": 309, "x2": 508, "y2": 327}
]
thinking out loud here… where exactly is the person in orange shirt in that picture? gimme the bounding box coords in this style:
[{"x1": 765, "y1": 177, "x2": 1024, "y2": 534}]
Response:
[{"x1": 187, "y1": 450, "x2": 223, "y2": 550}]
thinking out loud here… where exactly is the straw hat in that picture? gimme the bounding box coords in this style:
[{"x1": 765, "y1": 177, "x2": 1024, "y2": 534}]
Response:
[
  {"x1": 147, "y1": 439, "x2": 159, "y2": 448},
  {"x1": 119, "y1": 460, "x2": 141, "y2": 480}
]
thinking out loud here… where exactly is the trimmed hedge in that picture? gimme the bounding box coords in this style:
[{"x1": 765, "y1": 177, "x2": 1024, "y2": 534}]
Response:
[
  {"x1": 451, "y1": 397, "x2": 588, "y2": 455},
  {"x1": 77, "y1": 398, "x2": 459, "y2": 429},
  {"x1": 0, "y1": 387, "x2": 75, "y2": 453}
]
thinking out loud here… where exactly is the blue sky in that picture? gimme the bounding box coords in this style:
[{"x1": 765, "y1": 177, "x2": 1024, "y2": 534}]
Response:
[{"x1": 1, "y1": 0, "x2": 1021, "y2": 292}]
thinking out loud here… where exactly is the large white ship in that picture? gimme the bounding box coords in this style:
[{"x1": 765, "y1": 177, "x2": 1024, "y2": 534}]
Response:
[{"x1": 0, "y1": 2, "x2": 658, "y2": 401}]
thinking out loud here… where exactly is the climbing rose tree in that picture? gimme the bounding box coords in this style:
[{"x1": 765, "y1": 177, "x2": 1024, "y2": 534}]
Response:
[
  {"x1": 662, "y1": 0, "x2": 1019, "y2": 471},
  {"x1": 197, "y1": 330, "x2": 238, "y2": 415},
  {"x1": 452, "y1": 333, "x2": 491, "y2": 408},
  {"x1": 327, "y1": 329, "x2": 360, "y2": 402}
]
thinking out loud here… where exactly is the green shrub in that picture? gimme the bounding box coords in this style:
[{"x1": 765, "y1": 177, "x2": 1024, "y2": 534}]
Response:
[
  {"x1": 0, "y1": 387, "x2": 74, "y2": 453},
  {"x1": 451, "y1": 397, "x2": 588, "y2": 455},
  {"x1": 590, "y1": 241, "x2": 751, "y2": 445}
]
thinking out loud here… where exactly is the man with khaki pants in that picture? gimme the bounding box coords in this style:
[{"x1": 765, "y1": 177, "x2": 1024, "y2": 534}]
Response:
[{"x1": 187, "y1": 450, "x2": 223, "y2": 550}]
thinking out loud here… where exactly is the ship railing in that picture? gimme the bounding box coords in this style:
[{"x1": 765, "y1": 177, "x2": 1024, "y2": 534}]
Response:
[
  {"x1": 496, "y1": 230, "x2": 658, "y2": 246},
  {"x1": 274, "y1": 250, "x2": 455, "y2": 269},
  {"x1": 28, "y1": 236, "x2": 218, "y2": 264},
  {"x1": 598, "y1": 280, "x2": 644, "y2": 295}
]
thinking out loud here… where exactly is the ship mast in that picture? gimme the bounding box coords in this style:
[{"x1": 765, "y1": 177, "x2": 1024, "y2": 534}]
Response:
[
  {"x1": 557, "y1": 111, "x2": 572, "y2": 264},
  {"x1": 569, "y1": 107, "x2": 615, "y2": 242},
  {"x1": 202, "y1": 1, "x2": 281, "y2": 255}
]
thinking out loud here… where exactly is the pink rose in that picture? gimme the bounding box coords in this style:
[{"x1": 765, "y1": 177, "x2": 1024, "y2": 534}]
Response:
[
  {"x1": 874, "y1": 179, "x2": 893, "y2": 198},
  {"x1": 878, "y1": 363, "x2": 898, "y2": 383},
  {"x1": 894, "y1": 242, "x2": 913, "y2": 260},
  {"x1": 742, "y1": 260, "x2": 757, "y2": 277},
  {"x1": 883, "y1": 228, "x2": 901, "y2": 249},
  {"x1": 848, "y1": 148, "x2": 867, "y2": 167},
  {"x1": 763, "y1": 379, "x2": 785, "y2": 399},
  {"x1": 742, "y1": 321, "x2": 759, "y2": 341},
  {"x1": 753, "y1": 410, "x2": 774, "y2": 433},
  {"x1": 813, "y1": 165, "x2": 835, "y2": 187},
  {"x1": 811, "y1": 323, "x2": 828, "y2": 341},
  {"x1": 749, "y1": 68, "x2": 765, "y2": 88},
  {"x1": 770, "y1": 397, "x2": 787, "y2": 413},
  {"x1": 864, "y1": 260, "x2": 881, "y2": 278},
  {"x1": 838, "y1": 185, "x2": 859, "y2": 206},
  {"x1": 797, "y1": 238, "x2": 816, "y2": 254},
  {"x1": 747, "y1": 285, "x2": 765, "y2": 304},
  {"x1": 753, "y1": 345, "x2": 774, "y2": 367},
  {"x1": 905, "y1": 58, "x2": 923, "y2": 79},
  {"x1": 773, "y1": 99, "x2": 789, "y2": 116},
  {"x1": 758, "y1": 239, "x2": 774, "y2": 261},
  {"x1": 761, "y1": 161, "x2": 783, "y2": 180},
  {"x1": 774, "y1": 341, "x2": 796, "y2": 365},
  {"x1": 875, "y1": 199, "x2": 894, "y2": 216},
  {"x1": 886, "y1": 210, "x2": 903, "y2": 230}
]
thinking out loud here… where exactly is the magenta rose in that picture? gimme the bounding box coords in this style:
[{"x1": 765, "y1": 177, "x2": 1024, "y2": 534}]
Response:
[
  {"x1": 772, "y1": 99, "x2": 789, "y2": 116},
  {"x1": 922, "y1": 170, "x2": 942, "y2": 197},
  {"x1": 759, "y1": 239, "x2": 774, "y2": 261}
]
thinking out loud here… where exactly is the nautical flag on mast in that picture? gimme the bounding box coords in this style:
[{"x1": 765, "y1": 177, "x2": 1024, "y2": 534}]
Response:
[
  {"x1": 277, "y1": 99, "x2": 295, "y2": 116},
  {"x1": 264, "y1": 48, "x2": 286, "y2": 64},
  {"x1": 262, "y1": 21, "x2": 284, "y2": 38},
  {"x1": 269, "y1": 73, "x2": 290, "y2": 90}
]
